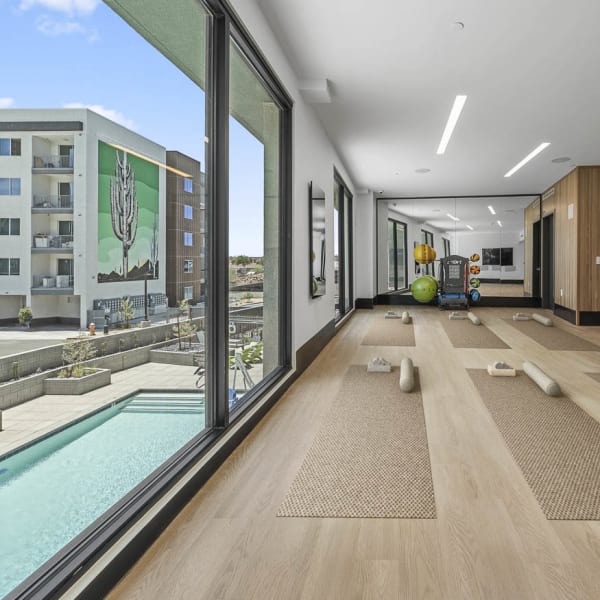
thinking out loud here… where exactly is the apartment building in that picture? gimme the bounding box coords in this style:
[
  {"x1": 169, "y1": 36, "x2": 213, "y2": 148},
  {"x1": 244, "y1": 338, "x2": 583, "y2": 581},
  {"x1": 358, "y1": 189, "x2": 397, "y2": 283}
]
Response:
[{"x1": 0, "y1": 109, "x2": 168, "y2": 327}]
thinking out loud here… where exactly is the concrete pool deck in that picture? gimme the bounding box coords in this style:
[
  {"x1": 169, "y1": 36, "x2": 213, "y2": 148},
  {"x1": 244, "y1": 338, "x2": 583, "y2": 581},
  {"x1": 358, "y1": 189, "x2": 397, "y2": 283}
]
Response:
[{"x1": 0, "y1": 363, "x2": 198, "y2": 457}]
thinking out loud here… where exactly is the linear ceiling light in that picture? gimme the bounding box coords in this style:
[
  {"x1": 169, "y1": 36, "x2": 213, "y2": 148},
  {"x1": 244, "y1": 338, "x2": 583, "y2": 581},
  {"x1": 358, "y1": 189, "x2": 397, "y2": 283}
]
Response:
[
  {"x1": 106, "y1": 142, "x2": 193, "y2": 178},
  {"x1": 446, "y1": 213, "x2": 460, "y2": 222},
  {"x1": 436, "y1": 95, "x2": 467, "y2": 154},
  {"x1": 488, "y1": 205, "x2": 496, "y2": 215},
  {"x1": 466, "y1": 225, "x2": 474, "y2": 230},
  {"x1": 504, "y1": 142, "x2": 551, "y2": 177},
  {"x1": 497, "y1": 220, "x2": 503, "y2": 227}
]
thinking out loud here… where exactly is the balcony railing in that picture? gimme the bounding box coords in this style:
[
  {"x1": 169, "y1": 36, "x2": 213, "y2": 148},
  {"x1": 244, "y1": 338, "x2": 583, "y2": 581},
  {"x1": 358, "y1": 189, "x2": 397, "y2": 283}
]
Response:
[
  {"x1": 33, "y1": 154, "x2": 74, "y2": 169},
  {"x1": 32, "y1": 234, "x2": 74, "y2": 249},
  {"x1": 32, "y1": 195, "x2": 74, "y2": 210},
  {"x1": 32, "y1": 274, "x2": 74, "y2": 289}
]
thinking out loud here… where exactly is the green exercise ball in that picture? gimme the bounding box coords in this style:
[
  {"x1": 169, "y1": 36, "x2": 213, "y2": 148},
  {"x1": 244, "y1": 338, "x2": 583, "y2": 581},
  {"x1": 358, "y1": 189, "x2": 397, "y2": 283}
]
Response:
[{"x1": 412, "y1": 276, "x2": 438, "y2": 303}]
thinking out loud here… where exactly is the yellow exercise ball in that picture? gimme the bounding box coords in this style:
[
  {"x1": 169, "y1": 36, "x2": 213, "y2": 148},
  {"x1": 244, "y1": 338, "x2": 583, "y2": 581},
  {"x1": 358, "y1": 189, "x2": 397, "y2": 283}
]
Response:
[
  {"x1": 413, "y1": 244, "x2": 436, "y2": 264},
  {"x1": 470, "y1": 253, "x2": 480, "y2": 262}
]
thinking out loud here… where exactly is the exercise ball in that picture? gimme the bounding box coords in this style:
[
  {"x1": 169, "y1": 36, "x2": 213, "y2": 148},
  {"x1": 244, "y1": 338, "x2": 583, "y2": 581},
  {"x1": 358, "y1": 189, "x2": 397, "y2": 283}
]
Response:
[
  {"x1": 413, "y1": 244, "x2": 436, "y2": 264},
  {"x1": 469, "y1": 278, "x2": 480, "y2": 288},
  {"x1": 412, "y1": 276, "x2": 438, "y2": 303},
  {"x1": 470, "y1": 265, "x2": 481, "y2": 275},
  {"x1": 470, "y1": 253, "x2": 480, "y2": 262},
  {"x1": 470, "y1": 289, "x2": 481, "y2": 302}
]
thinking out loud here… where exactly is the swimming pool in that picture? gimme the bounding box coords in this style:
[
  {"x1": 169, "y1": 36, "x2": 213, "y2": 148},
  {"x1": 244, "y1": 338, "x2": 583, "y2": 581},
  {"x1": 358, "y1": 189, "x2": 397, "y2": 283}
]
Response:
[{"x1": 0, "y1": 392, "x2": 205, "y2": 598}]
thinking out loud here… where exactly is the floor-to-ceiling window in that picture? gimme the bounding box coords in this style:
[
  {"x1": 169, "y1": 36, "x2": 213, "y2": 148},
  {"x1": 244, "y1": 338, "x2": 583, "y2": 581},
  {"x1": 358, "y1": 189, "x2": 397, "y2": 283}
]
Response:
[
  {"x1": 334, "y1": 171, "x2": 353, "y2": 320},
  {"x1": 388, "y1": 218, "x2": 407, "y2": 291}
]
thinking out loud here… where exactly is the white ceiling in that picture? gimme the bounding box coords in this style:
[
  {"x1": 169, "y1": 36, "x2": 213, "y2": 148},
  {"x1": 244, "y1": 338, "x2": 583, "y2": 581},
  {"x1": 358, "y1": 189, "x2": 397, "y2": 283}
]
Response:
[{"x1": 256, "y1": 0, "x2": 600, "y2": 196}]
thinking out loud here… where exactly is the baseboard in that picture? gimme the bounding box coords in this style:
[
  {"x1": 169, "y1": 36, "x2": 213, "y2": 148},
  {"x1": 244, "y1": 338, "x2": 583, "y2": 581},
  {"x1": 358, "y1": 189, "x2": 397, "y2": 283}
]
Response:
[
  {"x1": 355, "y1": 297, "x2": 375, "y2": 309},
  {"x1": 376, "y1": 293, "x2": 541, "y2": 308},
  {"x1": 478, "y1": 278, "x2": 524, "y2": 284},
  {"x1": 579, "y1": 311, "x2": 600, "y2": 326},
  {"x1": 554, "y1": 304, "x2": 577, "y2": 324},
  {"x1": 295, "y1": 318, "x2": 336, "y2": 374}
]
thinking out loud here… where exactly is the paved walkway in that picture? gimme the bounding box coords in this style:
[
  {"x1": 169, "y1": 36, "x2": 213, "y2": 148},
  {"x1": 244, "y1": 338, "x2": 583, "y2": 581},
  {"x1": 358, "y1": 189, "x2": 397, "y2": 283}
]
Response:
[{"x1": 0, "y1": 363, "x2": 197, "y2": 457}]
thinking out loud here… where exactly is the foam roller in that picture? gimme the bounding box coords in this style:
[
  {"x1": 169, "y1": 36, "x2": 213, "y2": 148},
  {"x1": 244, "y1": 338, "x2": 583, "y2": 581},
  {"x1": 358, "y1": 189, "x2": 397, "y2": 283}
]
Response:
[
  {"x1": 532, "y1": 313, "x2": 553, "y2": 327},
  {"x1": 467, "y1": 312, "x2": 481, "y2": 326},
  {"x1": 513, "y1": 313, "x2": 530, "y2": 321},
  {"x1": 523, "y1": 361, "x2": 561, "y2": 396},
  {"x1": 449, "y1": 312, "x2": 466, "y2": 320},
  {"x1": 399, "y1": 357, "x2": 415, "y2": 392},
  {"x1": 401, "y1": 311, "x2": 411, "y2": 324}
]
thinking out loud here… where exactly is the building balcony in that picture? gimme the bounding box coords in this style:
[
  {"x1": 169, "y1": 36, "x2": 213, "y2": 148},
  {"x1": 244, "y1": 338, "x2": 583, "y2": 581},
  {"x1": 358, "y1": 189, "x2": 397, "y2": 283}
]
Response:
[
  {"x1": 32, "y1": 154, "x2": 74, "y2": 172},
  {"x1": 32, "y1": 234, "x2": 74, "y2": 252},
  {"x1": 31, "y1": 274, "x2": 74, "y2": 294},
  {"x1": 32, "y1": 195, "x2": 74, "y2": 213}
]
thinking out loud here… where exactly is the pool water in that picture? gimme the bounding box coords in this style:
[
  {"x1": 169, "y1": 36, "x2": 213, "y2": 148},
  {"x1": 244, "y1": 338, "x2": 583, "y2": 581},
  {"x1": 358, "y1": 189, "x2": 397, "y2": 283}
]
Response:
[{"x1": 0, "y1": 392, "x2": 205, "y2": 598}]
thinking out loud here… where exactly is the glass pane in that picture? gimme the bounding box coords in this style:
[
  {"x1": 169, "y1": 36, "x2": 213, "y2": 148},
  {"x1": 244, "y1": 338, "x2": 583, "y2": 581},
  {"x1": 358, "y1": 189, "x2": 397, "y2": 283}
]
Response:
[
  {"x1": 0, "y1": 219, "x2": 8, "y2": 235},
  {"x1": 0, "y1": 1, "x2": 210, "y2": 595},
  {"x1": 0, "y1": 139, "x2": 9, "y2": 155},
  {"x1": 387, "y1": 220, "x2": 395, "y2": 290},
  {"x1": 229, "y1": 40, "x2": 281, "y2": 411},
  {"x1": 11, "y1": 218, "x2": 20, "y2": 236},
  {"x1": 343, "y1": 192, "x2": 351, "y2": 312},
  {"x1": 11, "y1": 138, "x2": 21, "y2": 156},
  {"x1": 334, "y1": 185, "x2": 340, "y2": 319},
  {"x1": 396, "y1": 222, "x2": 406, "y2": 289}
]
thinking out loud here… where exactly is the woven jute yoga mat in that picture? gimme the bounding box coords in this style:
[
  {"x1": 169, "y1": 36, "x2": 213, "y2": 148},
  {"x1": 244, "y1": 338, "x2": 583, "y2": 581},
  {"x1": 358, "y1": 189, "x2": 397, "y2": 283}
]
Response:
[
  {"x1": 505, "y1": 319, "x2": 599, "y2": 351},
  {"x1": 278, "y1": 366, "x2": 436, "y2": 518},
  {"x1": 440, "y1": 316, "x2": 510, "y2": 349},
  {"x1": 361, "y1": 317, "x2": 416, "y2": 346},
  {"x1": 468, "y1": 369, "x2": 600, "y2": 520},
  {"x1": 586, "y1": 373, "x2": 600, "y2": 384}
]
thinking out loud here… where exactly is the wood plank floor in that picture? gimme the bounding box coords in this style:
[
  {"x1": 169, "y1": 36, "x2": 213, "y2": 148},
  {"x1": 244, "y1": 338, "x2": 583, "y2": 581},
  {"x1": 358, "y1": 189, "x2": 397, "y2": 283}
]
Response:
[{"x1": 108, "y1": 307, "x2": 600, "y2": 600}]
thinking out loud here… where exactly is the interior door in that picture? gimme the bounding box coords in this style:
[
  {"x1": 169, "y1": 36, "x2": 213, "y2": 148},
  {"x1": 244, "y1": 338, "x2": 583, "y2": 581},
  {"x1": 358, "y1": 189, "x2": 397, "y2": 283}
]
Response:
[{"x1": 542, "y1": 214, "x2": 554, "y2": 308}]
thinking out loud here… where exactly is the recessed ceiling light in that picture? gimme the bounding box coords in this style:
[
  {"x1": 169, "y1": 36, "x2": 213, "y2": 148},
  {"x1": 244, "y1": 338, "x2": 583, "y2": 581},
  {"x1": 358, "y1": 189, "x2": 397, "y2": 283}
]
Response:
[
  {"x1": 551, "y1": 156, "x2": 571, "y2": 163},
  {"x1": 504, "y1": 142, "x2": 551, "y2": 177},
  {"x1": 466, "y1": 225, "x2": 474, "y2": 230},
  {"x1": 497, "y1": 220, "x2": 503, "y2": 227},
  {"x1": 446, "y1": 213, "x2": 460, "y2": 222},
  {"x1": 378, "y1": 190, "x2": 384, "y2": 194},
  {"x1": 437, "y1": 95, "x2": 467, "y2": 154},
  {"x1": 451, "y1": 21, "x2": 465, "y2": 30},
  {"x1": 488, "y1": 205, "x2": 496, "y2": 215},
  {"x1": 394, "y1": 171, "x2": 400, "y2": 175},
  {"x1": 415, "y1": 168, "x2": 431, "y2": 174}
]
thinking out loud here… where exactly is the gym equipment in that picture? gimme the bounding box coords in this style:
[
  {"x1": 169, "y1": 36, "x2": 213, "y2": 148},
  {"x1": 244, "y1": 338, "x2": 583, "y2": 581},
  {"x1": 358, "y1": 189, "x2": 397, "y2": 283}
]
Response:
[
  {"x1": 438, "y1": 255, "x2": 469, "y2": 310},
  {"x1": 401, "y1": 311, "x2": 411, "y2": 324},
  {"x1": 399, "y1": 357, "x2": 415, "y2": 392},
  {"x1": 469, "y1": 277, "x2": 480, "y2": 288},
  {"x1": 413, "y1": 243, "x2": 436, "y2": 264},
  {"x1": 487, "y1": 361, "x2": 516, "y2": 377},
  {"x1": 532, "y1": 313, "x2": 553, "y2": 327},
  {"x1": 412, "y1": 275, "x2": 438, "y2": 303},
  {"x1": 385, "y1": 310, "x2": 400, "y2": 319},
  {"x1": 523, "y1": 361, "x2": 561, "y2": 396},
  {"x1": 470, "y1": 253, "x2": 481, "y2": 262},
  {"x1": 470, "y1": 289, "x2": 481, "y2": 302},
  {"x1": 232, "y1": 352, "x2": 255, "y2": 390},
  {"x1": 449, "y1": 311, "x2": 466, "y2": 320},
  {"x1": 368, "y1": 357, "x2": 392, "y2": 372},
  {"x1": 470, "y1": 265, "x2": 481, "y2": 275},
  {"x1": 467, "y1": 312, "x2": 481, "y2": 325},
  {"x1": 513, "y1": 313, "x2": 530, "y2": 321}
]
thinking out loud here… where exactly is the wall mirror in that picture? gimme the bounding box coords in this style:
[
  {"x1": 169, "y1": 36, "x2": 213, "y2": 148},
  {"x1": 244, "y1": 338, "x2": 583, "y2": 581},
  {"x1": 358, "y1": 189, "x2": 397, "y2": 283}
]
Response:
[
  {"x1": 309, "y1": 182, "x2": 326, "y2": 298},
  {"x1": 376, "y1": 195, "x2": 541, "y2": 301}
]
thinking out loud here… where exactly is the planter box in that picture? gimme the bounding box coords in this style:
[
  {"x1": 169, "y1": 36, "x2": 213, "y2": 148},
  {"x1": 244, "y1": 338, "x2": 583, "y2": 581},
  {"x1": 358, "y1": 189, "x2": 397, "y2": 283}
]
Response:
[{"x1": 44, "y1": 368, "x2": 111, "y2": 395}]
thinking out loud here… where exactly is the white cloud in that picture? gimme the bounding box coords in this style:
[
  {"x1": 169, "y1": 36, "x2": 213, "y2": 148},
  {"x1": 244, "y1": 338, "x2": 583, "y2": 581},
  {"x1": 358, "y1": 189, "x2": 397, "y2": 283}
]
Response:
[
  {"x1": 19, "y1": 0, "x2": 100, "y2": 15},
  {"x1": 36, "y1": 15, "x2": 84, "y2": 35},
  {"x1": 0, "y1": 98, "x2": 16, "y2": 109},
  {"x1": 63, "y1": 103, "x2": 135, "y2": 129}
]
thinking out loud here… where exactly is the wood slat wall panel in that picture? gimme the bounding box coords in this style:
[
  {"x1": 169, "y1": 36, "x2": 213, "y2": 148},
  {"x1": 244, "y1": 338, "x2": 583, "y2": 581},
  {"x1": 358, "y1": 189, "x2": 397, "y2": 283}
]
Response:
[{"x1": 577, "y1": 167, "x2": 600, "y2": 312}]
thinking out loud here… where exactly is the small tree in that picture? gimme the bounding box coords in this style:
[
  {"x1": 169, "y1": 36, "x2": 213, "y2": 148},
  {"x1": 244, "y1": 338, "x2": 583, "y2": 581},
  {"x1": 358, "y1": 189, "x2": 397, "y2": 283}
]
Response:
[
  {"x1": 173, "y1": 299, "x2": 197, "y2": 350},
  {"x1": 61, "y1": 338, "x2": 96, "y2": 378},
  {"x1": 119, "y1": 298, "x2": 135, "y2": 328},
  {"x1": 18, "y1": 306, "x2": 33, "y2": 327}
]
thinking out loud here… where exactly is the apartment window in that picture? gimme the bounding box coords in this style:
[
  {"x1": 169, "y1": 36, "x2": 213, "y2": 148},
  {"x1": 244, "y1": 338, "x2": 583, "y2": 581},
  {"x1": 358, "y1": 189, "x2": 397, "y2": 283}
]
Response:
[
  {"x1": 183, "y1": 178, "x2": 193, "y2": 193},
  {"x1": 183, "y1": 204, "x2": 193, "y2": 219},
  {"x1": 0, "y1": 138, "x2": 21, "y2": 156},
  {"x1": 183, "y1": 259, "x2": 193, "y2": 273},
  {"x1": 0, "y1": 257, "x2": 20, "y2": 275},
  {"x1": 0, "y1": 178, "x2": 21, "y2": 195},
  {"x1": 184, "y1": 232, "x2": 193, "y2": 246},
  {"x1": 387, "y1": 219, "x2": 407, "y2": 291},
  {"x1": 183, "y1": 286, "x2": 193, "y2": 300},
  {"x1": 0, "y1": 218, "x2": 20, "y2": 235}
]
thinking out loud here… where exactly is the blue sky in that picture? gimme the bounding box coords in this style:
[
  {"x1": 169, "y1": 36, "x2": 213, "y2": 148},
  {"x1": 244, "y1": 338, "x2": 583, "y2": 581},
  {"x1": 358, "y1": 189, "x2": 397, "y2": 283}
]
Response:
[{"x1": 1, "y1": 0, "x2": 265, "y2": 255}]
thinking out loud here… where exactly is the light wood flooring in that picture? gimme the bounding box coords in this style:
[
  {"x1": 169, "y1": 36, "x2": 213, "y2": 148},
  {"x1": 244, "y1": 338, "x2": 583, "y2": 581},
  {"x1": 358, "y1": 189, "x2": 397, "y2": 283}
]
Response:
[{"x1": 108, "y1": 307, "x2": 600, "y2": 600}]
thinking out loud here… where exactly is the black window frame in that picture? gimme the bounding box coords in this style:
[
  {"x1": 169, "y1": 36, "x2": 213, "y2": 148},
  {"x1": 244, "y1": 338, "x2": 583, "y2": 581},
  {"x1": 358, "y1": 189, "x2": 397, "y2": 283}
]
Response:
[
  {"x1": 333, "y1": 168, "x2": 353, "y2": 320},
  {"x1": 387, "y1": 217, "x2": 408, "y2": 291},
  {"x1": 0, "y1": 217, "x2": 20, "y2": 235}
]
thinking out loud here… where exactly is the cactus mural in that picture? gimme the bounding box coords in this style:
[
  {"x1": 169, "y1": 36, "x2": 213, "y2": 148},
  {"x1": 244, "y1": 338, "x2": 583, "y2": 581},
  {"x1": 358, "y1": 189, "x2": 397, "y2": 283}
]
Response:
[
  {"x1": 110, "y1": 151, "x2": 139, "y2": 279},
  {"x1": 98, "y1": 141, "x2": 159, "y2": 282}
]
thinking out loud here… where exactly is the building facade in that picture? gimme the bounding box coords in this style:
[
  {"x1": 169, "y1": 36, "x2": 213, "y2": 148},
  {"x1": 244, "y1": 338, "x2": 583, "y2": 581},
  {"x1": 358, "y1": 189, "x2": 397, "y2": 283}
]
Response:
[{"x1": 0, "y1": 109, "x2": 167, "y2": 327}]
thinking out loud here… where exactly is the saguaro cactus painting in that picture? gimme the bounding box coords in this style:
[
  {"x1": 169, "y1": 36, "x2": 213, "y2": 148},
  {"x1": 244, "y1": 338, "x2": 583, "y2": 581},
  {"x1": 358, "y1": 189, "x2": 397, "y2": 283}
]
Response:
[{"x1": 98, "y1": 141, "x2": 159, "y2": 282}]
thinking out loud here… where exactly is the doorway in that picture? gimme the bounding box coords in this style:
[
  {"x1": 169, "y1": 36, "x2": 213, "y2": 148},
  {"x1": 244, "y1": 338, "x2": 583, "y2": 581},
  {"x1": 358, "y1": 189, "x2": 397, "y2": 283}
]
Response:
[
  {"x1": 542, "y1": 214, "x2": 554, "y2": 309},
  {"x1": 532, "y1": 220, "x2": 541, "y2": 298}
]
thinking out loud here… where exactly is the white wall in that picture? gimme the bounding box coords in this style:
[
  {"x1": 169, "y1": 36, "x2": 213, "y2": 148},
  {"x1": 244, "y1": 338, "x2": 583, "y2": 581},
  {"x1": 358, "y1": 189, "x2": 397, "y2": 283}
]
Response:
[
  {"x1": 453, "y1": 231, "x2": 524, "y2": 280},
  {"x1": 230, "y1": 0, "x2": 357, "y2": 358},
  {"x1": 354, "y1": 191, "x2": 375, "y2": 299},
  {"x1": 0, "y1": 296, "x2": 24, "y2": 320}
]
